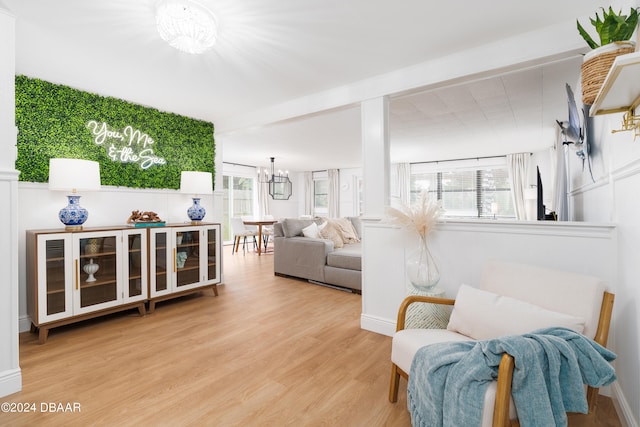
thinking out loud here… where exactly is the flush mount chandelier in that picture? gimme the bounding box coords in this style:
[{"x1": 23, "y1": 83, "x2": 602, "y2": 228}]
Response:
[{"x1": 155, "y1": 0, "x2": 217, "y2": 54}]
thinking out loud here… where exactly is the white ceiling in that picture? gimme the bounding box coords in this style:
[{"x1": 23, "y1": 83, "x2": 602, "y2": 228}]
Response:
[{"x1": 3, "y1": 0, "x2": 604, "y2": 172}]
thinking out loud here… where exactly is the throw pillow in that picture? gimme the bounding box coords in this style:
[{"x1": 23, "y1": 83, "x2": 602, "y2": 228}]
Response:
[
  {"x1": 302, "y1": 222, "x2": 319, "y2": 238},
  {"x1": 332, "y1": 217, "x2": 360, "y2": 243},
  {"x1": 447, "y1": 284, "x2": 585, "y2": 340},
  {"x1": 319, "y1": 221, "x2": 344, "y2": 248},
  {"x1": 282, "y1": 218, "x2": 315, "y2": 237}
]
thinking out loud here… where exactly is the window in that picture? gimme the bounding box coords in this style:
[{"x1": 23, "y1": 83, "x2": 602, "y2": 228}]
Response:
[
  {"x1": 410, "y1": 160, "x2": 515, "y2": 219},
  {"x1": 313, "y1": 178, "x2": 329, "y2": 216},
  {"x1": 222, "y1": 173, "x2": 255, "y2": 242}
]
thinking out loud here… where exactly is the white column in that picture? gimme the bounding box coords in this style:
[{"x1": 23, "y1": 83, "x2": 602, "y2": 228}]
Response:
[
  {"x1": 361, "y1": 96, "x2": 390, "y2": 218},
  {"x1": 0, "y1": 7, "x2": 22, "y2": 398}
]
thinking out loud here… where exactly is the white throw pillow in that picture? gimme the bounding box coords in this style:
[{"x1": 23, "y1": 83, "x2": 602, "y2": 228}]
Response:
[
  {"x1": 302, "y1": 221, "x2": 326, "y2": 238},
  {"x1": 302, "y1": 222, "x2": 319, "y2": 238},
  {"x1": 447, "y1": 284, "x2": 585, "y2": 340}
]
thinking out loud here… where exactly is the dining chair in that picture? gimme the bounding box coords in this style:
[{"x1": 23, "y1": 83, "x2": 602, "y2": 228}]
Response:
[{"x1": 230, "y1": 217, "x2": 257, "y2": 254}]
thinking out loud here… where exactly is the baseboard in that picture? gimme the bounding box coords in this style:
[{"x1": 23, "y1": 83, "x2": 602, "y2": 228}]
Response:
[
  {"x1": 0, "y1": 368, "x2": 22, "y2": 398},
  {"x1": 611, "y1": 381, "x2": 639, "y2": 427},
  {"x1": 360, "y1": 314, "x2": 395, "y2": 337},
  {"x1": 19, "y1": 314, "x2": 31, "y2": 333}
]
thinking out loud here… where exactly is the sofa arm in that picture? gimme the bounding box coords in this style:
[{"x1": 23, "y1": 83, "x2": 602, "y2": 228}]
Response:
[
  {"x1": 395, "y1": 295, "x2": 455, "y2": 332},
  {"x1": 274, "y1": 236, "x2": 334, "y2": 283}
]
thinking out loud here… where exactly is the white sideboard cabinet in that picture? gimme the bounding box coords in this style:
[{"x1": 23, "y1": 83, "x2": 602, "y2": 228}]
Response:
[
  {"x1": 26, "y1": 223, "x2": 221, "y2": 343},
  {"x1": 149, "y1": 223, "x2": 221, "y2": 312},
  {"x1": 26, "y1": 227, "x2": 148, "y2": 343}
]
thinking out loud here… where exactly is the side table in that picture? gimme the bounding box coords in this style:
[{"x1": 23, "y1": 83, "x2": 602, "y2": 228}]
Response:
[{"x1": 405, "y1": 286, "x2": 451, "y2": 329}]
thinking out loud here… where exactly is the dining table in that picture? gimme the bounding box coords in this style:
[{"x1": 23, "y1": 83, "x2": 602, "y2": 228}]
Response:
[{"x1": 242, "y1": 219, "x2": 277, "y2": 255}]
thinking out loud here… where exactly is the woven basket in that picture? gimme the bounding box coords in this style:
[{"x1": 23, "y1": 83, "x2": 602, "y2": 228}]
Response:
[{"x1": 581, "y1": 42, "x2": 635, "y2": 105}]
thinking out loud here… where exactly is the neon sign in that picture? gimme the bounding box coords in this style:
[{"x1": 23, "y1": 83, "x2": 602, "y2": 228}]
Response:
[{"x1": 86, "y1": 120, "x2": 167, "y2": 169}]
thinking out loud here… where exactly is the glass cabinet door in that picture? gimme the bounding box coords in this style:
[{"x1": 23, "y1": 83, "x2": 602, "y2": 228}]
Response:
[
  {"x1": 175, "y1": 228, "x2": 201, "y2": 289},
  {"x1": 37, "y1": 234, "x2": 73, "y2": 322},
  {"x1": 205, "y1": 226, "x2": 220, "y2": 283},
  {"x1": 150, "y1": 229, "x2": 171, "y2": 297},
  {"x1": 74, "y1": 232, "x2": 121, "y2": 314},
  {"x1": 123, "y1": 229, "x2": 147, "y2": 302}
]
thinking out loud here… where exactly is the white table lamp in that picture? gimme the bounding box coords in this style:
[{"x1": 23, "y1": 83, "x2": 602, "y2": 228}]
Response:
[
  {"x1": 48, "y1": 158, "x2": 101, "y2": 230},
  {"x1": 180, "y1": 171, "x2": 213, "y2": 223}
]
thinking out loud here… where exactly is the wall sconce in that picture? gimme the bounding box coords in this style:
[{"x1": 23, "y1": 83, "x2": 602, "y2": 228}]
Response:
[
  {"x1": 48, "y1": 158, "x2": 101, "y2": 230},
  {"x1": 180, "y1": 171, "x2": 213, "y2": 224}
]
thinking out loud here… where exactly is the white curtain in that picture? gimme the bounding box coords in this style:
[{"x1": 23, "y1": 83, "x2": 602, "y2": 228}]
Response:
[
  {"x1": 257, "y1": 180, "x2": 270, "y2": 219},
  {"x1": 397, "y1": 163, "x2": 410, "y2": 206},
  {"x1": 304, "y1": 171, "x2": 313, "y2": 216},
  {"x1": 551, "y1": 124, "x2": 569, "y2": 221},
  {"x1": 328, "y1": 169, "x2": 340, "y2": 218},
  {"x1": 390, "y1": 163, "x2": 410, "y2": 207},
  {"x1": 507, "y1": 153, "x2": 530, "y2": 220}
]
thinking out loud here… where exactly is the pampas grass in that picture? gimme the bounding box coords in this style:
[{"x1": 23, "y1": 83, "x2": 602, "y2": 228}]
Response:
[{"x1": 385, "y1": 192, "x2": 443, "y2": 240}]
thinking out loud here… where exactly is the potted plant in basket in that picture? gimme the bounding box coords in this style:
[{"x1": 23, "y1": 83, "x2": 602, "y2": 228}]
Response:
[{"x1": 577, "y1": 7, "x2": 638, "y2": 105}]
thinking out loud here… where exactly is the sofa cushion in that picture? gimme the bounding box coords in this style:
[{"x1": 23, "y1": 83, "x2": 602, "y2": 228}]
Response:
[
  {"x1": 347, "y1": 216, "x2": 363, "y2": 240},
  {"x1": 392, "y1": 329, "x2": 473, "y2": 374},
  {"x1": 447, "y1": 284, "x2": 585, "y2": 340},
  {"x1": 480, "y1": 261, "x2": 606, "y2": 339},
  {"x1": 331, "y1": 217, "x2": 360, "y2": 243},
  {"x1": 327, "y1": 243, "x2": 361, "y2": 271},
  {"x1": 283, "y1": 218, "x2": 316, "y2": 237},
  {"x1": 319, "y1": 221, "x2": 344, "y2": 248}
]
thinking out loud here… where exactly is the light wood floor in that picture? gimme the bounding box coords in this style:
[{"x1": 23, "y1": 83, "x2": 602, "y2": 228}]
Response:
[{"x1": 2, "y1": 245, "x2": 621, "y2": 426}]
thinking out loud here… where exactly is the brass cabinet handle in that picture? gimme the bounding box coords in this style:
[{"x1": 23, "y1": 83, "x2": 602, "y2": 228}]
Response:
[
  {"x1": 173, "y1": 248, "x2": 177, "y2": 273},
  {"x1": 75, "y1": 259, "x2": 79, "y2": 290}
]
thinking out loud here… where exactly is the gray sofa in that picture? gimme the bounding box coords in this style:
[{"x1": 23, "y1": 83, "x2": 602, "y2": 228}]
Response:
[{"x1": 273, "y1": 217, "x2": 362, "y2": 293}]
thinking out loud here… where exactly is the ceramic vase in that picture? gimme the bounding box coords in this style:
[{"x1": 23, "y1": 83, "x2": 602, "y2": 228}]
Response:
[
  {"x1": 187, "y1": 198, "x2": 206, "y2": 222},
  {"x1": 83, "y1": 258, "x2": 99, "y2": 282},
  {"x1": 85, "y1": 238, "x2": 100, "y2": 255}
]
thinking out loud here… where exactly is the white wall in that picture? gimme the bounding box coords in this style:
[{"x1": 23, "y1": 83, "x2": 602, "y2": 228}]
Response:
[
  {"x1": 0, "y1": 7, "x2": 21, "y2": 398},
  {"x1": 565, "y1": 106, "x2": 640, "y2": 426},
  {"x1": 338, "y1": 167, "x2": 361, "y2": 217},
  {"x1": 362, "y1": 220, "x2": 617, "y2": 337}
]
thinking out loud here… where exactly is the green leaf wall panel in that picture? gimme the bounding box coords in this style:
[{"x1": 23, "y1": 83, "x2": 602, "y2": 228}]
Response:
[{"x1": 15, "y1": 75, "x2": 215, "y2": 190}]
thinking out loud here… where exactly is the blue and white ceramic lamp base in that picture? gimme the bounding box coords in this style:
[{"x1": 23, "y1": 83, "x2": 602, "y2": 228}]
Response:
[
  {"x1": 59, "y1": 195, "x2": 89, "y2": 231},
  {"x1": 187, "y1": 197, "x2": 206, "y2": 224}
]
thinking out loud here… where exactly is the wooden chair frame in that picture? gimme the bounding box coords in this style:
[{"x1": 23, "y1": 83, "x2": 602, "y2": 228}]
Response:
[{"x1": 389, "y1": 292, "x2": 615, "y2": 427}]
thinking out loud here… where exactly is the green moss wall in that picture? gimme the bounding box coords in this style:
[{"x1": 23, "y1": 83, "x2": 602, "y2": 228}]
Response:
[{"x1": 15, "y1": 75, "x2": 215, "y2": 190}]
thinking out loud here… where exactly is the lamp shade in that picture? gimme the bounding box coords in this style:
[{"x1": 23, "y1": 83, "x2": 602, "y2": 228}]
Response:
[
  {"x1": 180, "y1": 171, "x2": 213, "y2": 195},
  {"x1": 48, "y1": 158, "x2": 101, "y2": 192}
]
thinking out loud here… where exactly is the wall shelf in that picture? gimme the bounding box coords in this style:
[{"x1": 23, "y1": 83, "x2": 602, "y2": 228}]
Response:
[{"x1": 590, "y1": 51, "x2": 640, "y2": 116}]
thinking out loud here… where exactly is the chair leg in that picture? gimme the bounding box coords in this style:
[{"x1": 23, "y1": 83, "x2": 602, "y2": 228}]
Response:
[
  {"x1": 233, "y1": 236, "x2": 240, "y2": 254},
  {"x1": 389, "y1": 363, "x2": 401, "y2": 403}
]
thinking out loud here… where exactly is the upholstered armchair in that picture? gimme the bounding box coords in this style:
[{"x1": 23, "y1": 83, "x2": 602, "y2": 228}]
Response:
[{"x1": 389, "y1": 261, "x2": 615, "y2": 427}]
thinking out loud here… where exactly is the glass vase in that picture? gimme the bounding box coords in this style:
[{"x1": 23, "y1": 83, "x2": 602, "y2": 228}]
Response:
[{"x1": 406, "y1": 237, "x2": 440, "y2": 291}]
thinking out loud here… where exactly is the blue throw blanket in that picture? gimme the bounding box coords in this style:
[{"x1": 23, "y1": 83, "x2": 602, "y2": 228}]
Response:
[{"x1": 407, "y1": 327, "x2": 617, "y2": 427}]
